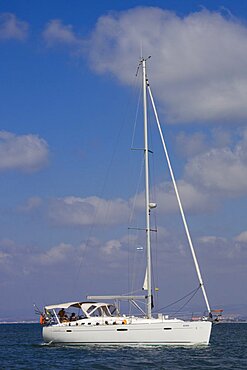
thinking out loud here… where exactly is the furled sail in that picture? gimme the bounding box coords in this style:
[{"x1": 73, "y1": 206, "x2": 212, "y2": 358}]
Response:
[{"x1": 142, "y1": 268, "x2": 148, "y2": 290}]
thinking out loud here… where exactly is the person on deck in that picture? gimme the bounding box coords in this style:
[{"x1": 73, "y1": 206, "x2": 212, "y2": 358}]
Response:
[
  {"x1": 70, "y1": 313, "x2": 77, "y2": 321},
  {"x1": 58, "y1": 308, "x2": 68, "y2": 322}
]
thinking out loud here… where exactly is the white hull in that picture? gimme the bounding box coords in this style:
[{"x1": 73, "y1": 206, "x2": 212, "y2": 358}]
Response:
[{"x1": 43, "y1": 318, "x2": 212, "y2": 346}]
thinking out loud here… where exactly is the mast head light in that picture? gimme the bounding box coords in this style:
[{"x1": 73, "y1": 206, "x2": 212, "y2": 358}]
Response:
[{"x1": 149, "y1": 202, "x2": 157, "y2": 209}]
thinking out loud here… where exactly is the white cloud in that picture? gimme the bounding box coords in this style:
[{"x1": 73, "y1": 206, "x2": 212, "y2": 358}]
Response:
[
  {"x1": 48, "y1": 195, "x2": 129, "y2": 226},
  {"x1": 134, "y1": 180, "x2": 212, "y2": 214},
  {"x1": 101, "y1": 239, "x2": 122, "y2": 255},
  {"x1": 0, "y1": 237, "x2": 125, "y2": 275},
  {"x1": 0, "y1": 131, "x2": 49, "y2": 172},
  {"x1": 0, "y1": 251, "x2": 9, "y2": 260},
  {"x1": 0, "y1": 239, "x2": 85, "y2": 271},
  {"x1": 175, "y1": 129, "x2": 232, "y2": 159},
  {"x1": 88, "y1": 7, "x2": 247, "y2": 124},
  {"x1": 175, "y1": 132, "x2": 209, "y2": 158},
  {"x1": 185, "y1": 131, "x2": 247, "y2": 194},
  {"x1": 197, "y1": 234, "x2": 247, "y2": 262},
  {"x1": 0, "y1": 13, "x2": 28, "y2": 41},
  {"x1": 47, "y1": 179, "x2": 212, "y2": 229},
  {"x1": 37, "y1": 243, "x2": 74, "y2": 265},
  {"x1": 198, "y1": 236, "x2": 227, "y2": 244},
  {"x1": 42, "y1": 19, "x2": 82, "y2": 48},
  {"x1": 234, "y1": 231, "x2": 247, "y2": 243},
  {"x1": 0, "y1": 230, "x2": 246, "y2": 316}
]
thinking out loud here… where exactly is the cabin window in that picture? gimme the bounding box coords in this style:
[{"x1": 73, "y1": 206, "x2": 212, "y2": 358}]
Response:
[
  {"x1": 101, "y1": 306, "x2": 110, "y2": 316},
  {"x1": 87, "y1": 305, "x2": 97, "y2": 315},
  {"x1": 108, "y1": 305, "x2": 117, "y2": 316},
  {"x1": 90, "y1": 308, "x2": 102, "y2": 317}
]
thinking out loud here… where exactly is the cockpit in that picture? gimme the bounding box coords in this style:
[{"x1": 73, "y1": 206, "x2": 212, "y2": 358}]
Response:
[{"x1": 43, "y1": 301, "x2": 119, "y2": 325}]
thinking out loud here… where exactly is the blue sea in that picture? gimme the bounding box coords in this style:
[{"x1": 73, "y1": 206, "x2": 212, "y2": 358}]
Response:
[{"x1": 0, "y1": 323, "x2": 246, "y2": 369}]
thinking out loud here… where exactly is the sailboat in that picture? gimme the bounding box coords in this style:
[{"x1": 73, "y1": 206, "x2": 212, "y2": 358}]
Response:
[{"x1": 41, "y1": 58, "x2": 212, "y2": 345}]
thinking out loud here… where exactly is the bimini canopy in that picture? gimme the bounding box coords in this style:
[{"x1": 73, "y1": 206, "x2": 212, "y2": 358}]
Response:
[
  {"x1": 44, "y1": 301, "x2": 118, "y2": 318},
  {"x1": 45, "y1": 301, "x2": 86, "y2": 310}
]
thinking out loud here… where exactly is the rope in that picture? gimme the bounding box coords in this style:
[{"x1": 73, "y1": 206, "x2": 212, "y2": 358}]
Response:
[
  {"x1": 173, "y1": 285, "x2": 201, "y2": 316},
  {"x1": 154, "y1": 285, "x2": 201, "y2": 313}
]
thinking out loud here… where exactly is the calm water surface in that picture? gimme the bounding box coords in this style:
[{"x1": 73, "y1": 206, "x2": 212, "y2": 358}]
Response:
[{"x1": 0, "y1": 323, "x2": 246, "y2": 369}]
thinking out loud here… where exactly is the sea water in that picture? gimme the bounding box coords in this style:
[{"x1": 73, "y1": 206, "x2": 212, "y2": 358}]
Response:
[{"x1": 0, "y1": 323, "x2": 246, "y2": 369}]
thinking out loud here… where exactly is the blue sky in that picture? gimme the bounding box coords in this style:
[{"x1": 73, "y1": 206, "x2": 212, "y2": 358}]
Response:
[{"x1": 1, "y1": 0, "x2": 247, "y2": 320}]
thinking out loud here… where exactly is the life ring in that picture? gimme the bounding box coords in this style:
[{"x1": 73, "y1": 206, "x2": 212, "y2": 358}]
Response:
[
  {"x1": 122, "y1": 319, "x2": 127, "y2": 325},
  {"x1": 40, "y1": 315, "x2": 45, "y2": 325}
]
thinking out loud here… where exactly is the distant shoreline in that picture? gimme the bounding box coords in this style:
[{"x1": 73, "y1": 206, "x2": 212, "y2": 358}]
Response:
[
  {"x1": 220, "y1": 321, "x2": 247, "y2": 324},
  {"x1": 0, "y1": 321, "x2": 37, "y2": 324}
]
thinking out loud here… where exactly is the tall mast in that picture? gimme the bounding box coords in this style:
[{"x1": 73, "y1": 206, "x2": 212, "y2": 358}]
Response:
[{"x1": 142, "y1": 58, "x2": 152, "y2": 319}]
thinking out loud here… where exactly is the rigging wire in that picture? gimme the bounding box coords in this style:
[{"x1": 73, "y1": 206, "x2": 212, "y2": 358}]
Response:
[
  {"x1": 173, "y1": 286, "x2": 201, "y2": 316},
  {"x1": 154, "y1": 285, "x2": 201, "y2": 313}
]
